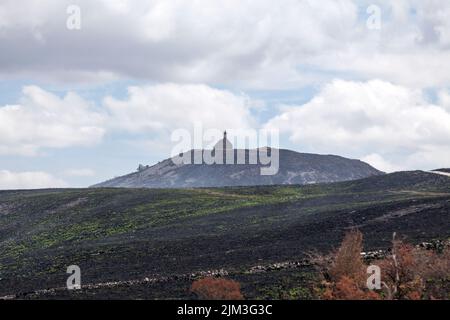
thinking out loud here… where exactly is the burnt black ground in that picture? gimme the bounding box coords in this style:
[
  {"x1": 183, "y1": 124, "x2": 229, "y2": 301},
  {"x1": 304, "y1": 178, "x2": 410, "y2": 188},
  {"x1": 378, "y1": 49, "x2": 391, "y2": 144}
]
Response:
[{"x1": 0, "y1": 170, "x2": 449, "y2": 299}]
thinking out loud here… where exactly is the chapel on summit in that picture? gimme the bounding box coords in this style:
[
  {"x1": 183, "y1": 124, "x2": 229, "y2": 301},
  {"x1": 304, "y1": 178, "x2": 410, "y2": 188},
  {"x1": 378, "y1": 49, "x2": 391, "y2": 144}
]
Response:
[
  {"x1": 212, "y1": 131, "x2": 234, "y2": 163},
  {"x1": 213, "y1": 131, "x2": 233, "y2": 152}
]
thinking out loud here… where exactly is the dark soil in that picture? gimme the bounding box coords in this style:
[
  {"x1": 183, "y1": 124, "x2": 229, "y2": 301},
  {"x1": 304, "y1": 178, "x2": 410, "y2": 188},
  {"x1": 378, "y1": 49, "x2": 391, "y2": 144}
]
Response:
[{"x1": 0, "y1": 170, "x2": 449, "y2": 299}]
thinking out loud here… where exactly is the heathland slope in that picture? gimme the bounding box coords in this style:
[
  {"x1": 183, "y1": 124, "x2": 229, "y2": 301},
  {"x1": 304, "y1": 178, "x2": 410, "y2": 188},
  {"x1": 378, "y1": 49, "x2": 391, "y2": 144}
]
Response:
[{"x1": 0, "y1": 170, "x2": 449, "y2": 298}]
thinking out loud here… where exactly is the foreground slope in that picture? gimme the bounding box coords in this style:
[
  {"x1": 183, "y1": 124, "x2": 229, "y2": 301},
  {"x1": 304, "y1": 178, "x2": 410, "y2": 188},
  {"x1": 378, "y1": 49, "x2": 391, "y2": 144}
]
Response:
[
  {"x1": 93, "y1": 149, "x2": 383, "y2": 188},
  {"x1": 0, "y1": 171, "x2": 449, "y2": 298}
]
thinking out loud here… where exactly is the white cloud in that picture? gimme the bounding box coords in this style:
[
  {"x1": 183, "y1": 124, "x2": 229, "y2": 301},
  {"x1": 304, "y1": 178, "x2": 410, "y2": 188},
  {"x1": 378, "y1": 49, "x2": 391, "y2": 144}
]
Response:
[
  {"x1": 0, "y1": 83, "x2": 256, "y2": 157},
  {"x1": 360, "y1": 154, "x2": 401, "y2": 173},
  {"x1": 0, "y1": 170, "x2": 67, "y2": 190},
  {"x1": 438, "y1": 90, "x2": 450, "y2": 110},
  {"x1": 1, "y1": 0, "x2": 449, "y2": 88},
  {"x1": 104, "y1": 83, "x2": 255, "y2": 133},
  {"x1": 0, "y1": 86, "x2": 105, "y2": 156},
  {"x1": 265, "y1": 79, "x2": 450, "y2": 171}
]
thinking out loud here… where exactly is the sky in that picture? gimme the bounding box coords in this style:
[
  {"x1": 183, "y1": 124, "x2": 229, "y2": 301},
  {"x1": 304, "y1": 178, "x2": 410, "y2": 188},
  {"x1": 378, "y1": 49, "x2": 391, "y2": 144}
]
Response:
[{"x1": 1, "y1": 0, "x2": 450, "y2": 189}]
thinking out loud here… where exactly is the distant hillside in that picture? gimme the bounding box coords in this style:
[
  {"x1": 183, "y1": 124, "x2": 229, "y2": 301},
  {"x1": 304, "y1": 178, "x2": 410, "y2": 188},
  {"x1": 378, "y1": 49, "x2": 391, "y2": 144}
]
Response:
[
  {"x1": 92, "y1": 148, "x2": 383, "y2": 188},
  {"x1": 433, "y1": 168, "x2": 450, "y2": 174},
  {"x1": 340, "y1": 170, "x2": 450, "y2": 192}
]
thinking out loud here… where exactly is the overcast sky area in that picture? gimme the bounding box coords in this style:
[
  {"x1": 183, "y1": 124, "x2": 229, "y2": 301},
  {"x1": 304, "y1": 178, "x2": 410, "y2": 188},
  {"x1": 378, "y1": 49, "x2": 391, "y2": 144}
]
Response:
[{"x1": 1, "y1": 0, "x2": 450, "y2": 189}]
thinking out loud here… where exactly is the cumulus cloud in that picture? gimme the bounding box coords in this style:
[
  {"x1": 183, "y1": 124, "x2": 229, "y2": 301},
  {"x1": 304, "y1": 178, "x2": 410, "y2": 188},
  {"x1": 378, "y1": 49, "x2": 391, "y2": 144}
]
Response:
[
  {"x1": 265, "y1": 79, "x2": 450, "y2": 171},
  {"x1": 0, "y1": 0, "x2": 357, "y2": 87},
  {"x1": 360, "y1": 154, "x2": 402, "y2": 173},
  {"x1": 0, "y1": 86, "x2": 105, "y2": 156},
  {"x1": 0, "y1": 83, "x2": 256, "y2": 156},
  {"x1": 104, "y1": 83, "x2": 255, "y2": 133},
  {"x1": 1, "y1": 0, "x2": 449, "y2": 88},
  {"x1": 0, "y1": 170, "x2": 67, "y2": 190}
]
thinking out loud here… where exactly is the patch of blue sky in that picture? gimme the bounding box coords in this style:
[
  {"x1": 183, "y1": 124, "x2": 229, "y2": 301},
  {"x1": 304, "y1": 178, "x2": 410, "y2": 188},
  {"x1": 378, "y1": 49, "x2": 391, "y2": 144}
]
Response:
[{"x1": 0, "y1": 79, "x2": 34, "y2": 105}]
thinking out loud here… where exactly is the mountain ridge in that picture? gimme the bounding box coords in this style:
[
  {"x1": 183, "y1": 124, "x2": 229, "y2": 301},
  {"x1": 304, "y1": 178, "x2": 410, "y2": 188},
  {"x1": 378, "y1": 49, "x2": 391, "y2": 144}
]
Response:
[{"x1": 92, "y1": 148, "x2": 384, "y2": 188}]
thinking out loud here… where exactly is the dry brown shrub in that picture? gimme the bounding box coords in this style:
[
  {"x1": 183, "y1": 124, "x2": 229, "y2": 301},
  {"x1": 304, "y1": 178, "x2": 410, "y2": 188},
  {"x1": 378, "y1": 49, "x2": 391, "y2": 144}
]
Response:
[
  {"x1": 322, "y1": 276, "x2": 380, "y2": 300},
  {"x1": 315, "y1": 230, "x2": 382, "y2": 300},
  {"x1": 377, "y1": 237, "x2": 450, "y2": 300},
  {"x1": 190, "y1": 277, "x2": 244, "y2": 300},
  {"x1": 329, "y1": 229, "x2": 366, "y2": 284},
  {"x1": 377, "y1": 240, "x2": 421, "y2": 299},
  {"x1": 314, "y1": 231, "x2": 449, "y2": 300}
]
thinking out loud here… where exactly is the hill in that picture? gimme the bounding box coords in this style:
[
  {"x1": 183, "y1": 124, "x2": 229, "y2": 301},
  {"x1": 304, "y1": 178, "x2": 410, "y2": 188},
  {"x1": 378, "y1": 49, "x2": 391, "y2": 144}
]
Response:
[
  {"x1": 92, "y1": 148, "x2": 383, "y2": 188},
  {"x1": 433, "y1": 168, "x2": 450, "y2": 174},
  {"x1": 0, "y1": 170, "x2": 449, "y2": 299}
]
